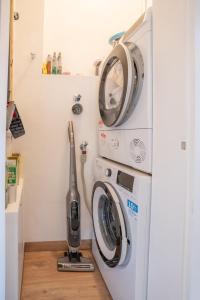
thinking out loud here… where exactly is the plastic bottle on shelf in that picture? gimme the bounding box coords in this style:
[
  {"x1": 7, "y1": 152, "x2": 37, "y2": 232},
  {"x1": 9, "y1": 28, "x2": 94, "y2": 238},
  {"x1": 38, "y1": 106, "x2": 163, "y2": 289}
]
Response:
[
  {"x1": 46, "y1": 54, "x2": 52, "y2": 74},
  {"x1": 52, "y1": 52, "x2": 57, "y2": 74},
  {"x1": 42, "y1": 63, "x2": 47, "y2": 74},
  {"x1": 57, "y1": 52, "x2": 62, "y2": 74}
]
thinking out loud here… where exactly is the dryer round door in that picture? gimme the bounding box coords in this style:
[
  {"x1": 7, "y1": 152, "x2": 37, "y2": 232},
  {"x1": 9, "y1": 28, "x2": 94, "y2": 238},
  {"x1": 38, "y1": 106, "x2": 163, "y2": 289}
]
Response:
[
  {"x1": 92, "y1": 181, "x2": 127, "y2": 267},
  {"x1": 99, "y1": 42, "x2": 144, "y2": 127}
]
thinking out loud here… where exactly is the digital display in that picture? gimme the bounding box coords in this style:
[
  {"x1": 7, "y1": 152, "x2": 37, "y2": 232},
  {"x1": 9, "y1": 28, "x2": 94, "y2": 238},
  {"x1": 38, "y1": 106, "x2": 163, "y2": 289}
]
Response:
[{"x1": 117, "y1": 171, "x2": 134, "y2": 192}]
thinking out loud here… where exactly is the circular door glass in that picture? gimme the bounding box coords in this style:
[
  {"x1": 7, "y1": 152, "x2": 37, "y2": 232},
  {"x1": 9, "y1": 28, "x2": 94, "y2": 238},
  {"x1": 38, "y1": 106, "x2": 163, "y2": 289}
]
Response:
[
  {"x1": 92, "y1": 182, "x2": 127, "y2": 268},
  {"x1": 104, "y1": 59, "x2": 124, "y2": 112},
  {"x1": 99, "y1": 42, "x2": 144, "y2": 127},
  {"x1": 98, "y1": 194, "x2": 121, "y2": 252}
]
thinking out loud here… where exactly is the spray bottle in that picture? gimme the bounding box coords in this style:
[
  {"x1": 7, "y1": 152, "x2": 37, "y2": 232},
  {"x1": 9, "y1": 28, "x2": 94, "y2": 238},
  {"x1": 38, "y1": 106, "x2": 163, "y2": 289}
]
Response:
[
  {"x1": 46, "y1": 54, "x2": 52, "y2": 74},
  {"x1": 57, "y1": 52, "x2": 62, "y2": 74},
  {"x1": 52, "y1": 52, "x2": 57, "y2": 74}
]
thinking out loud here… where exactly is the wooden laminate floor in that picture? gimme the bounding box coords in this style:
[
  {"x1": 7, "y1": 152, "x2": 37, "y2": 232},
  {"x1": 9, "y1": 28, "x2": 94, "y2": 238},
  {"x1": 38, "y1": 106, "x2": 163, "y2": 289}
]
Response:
[{"x1": 21, "y1": 250, "x2": 112, "y2": 300}]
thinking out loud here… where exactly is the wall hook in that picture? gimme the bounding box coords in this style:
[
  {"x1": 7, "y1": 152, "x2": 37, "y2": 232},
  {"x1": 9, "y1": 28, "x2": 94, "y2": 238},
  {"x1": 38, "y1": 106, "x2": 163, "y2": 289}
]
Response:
[
  {"x1": 14, "y1": 12, "x2": 19, "y2": 21},
  {"x1": 30, "y1": 53, "x2": 36, "y2": 60},
  {"x1": 73, "y1": 94, "x2": 82, "y2": 102}
]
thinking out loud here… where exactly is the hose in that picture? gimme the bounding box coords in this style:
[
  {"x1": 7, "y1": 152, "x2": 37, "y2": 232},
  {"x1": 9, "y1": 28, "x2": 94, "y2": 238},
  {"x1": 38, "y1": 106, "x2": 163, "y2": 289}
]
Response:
[{"x1": 80, "y1": 152, "x2": 92, "y2": 216}]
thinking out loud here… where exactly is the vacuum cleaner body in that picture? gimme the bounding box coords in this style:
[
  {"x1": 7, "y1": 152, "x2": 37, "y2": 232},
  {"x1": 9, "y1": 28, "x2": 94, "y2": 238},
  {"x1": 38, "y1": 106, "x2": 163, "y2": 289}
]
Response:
[
  {"x1": 67, "y1": 189, "x2": 80, "y2": 251},
  {"x1": 57, "y1": 121, "x2": 94, "y2": 272}
]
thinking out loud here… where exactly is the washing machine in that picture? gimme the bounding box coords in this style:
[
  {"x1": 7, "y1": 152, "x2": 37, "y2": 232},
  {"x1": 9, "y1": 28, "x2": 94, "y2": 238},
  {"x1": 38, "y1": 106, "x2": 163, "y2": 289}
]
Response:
[
  {"x1": 98, "y1": 8, "x2": 152, "y2": 173},
  {"x1": 92, "y1": 157, "x2": 151, "y2": 300}
]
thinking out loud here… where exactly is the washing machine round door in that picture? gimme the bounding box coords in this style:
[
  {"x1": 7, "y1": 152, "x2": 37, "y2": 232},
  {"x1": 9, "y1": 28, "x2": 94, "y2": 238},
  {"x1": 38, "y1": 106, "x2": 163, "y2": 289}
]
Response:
[
  {"x1": 99, "y1": 42, "x2": 144, "y2": 127},
  {"x1": 92, "y1": 181, "x2": 127, "y2": 267}
]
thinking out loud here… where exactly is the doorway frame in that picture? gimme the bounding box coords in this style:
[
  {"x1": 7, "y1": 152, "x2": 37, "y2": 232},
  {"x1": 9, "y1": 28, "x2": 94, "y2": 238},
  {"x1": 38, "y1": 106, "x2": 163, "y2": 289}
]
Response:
[{"x1": 0, "y1": 0, "x2": 10, "y2": 298}]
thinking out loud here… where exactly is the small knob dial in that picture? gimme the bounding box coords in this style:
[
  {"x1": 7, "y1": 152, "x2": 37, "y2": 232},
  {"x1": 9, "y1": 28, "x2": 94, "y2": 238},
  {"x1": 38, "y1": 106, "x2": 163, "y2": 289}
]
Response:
[{"x1": 105, "y1": 168, "x2": 112, "y2": 177}]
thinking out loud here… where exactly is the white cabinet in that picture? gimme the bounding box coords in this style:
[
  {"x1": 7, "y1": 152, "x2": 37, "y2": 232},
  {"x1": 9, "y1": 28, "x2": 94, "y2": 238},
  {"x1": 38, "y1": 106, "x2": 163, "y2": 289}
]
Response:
[{"x1": 6, "y1": 179, "x2": 24, "y2": 300}]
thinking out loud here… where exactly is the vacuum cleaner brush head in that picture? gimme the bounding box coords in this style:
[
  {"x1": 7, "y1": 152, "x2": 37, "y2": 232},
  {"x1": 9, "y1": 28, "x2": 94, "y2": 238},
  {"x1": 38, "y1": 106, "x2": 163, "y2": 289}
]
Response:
[{"x1": 57, "y1": 252, "x2": 95, "y2": 272}]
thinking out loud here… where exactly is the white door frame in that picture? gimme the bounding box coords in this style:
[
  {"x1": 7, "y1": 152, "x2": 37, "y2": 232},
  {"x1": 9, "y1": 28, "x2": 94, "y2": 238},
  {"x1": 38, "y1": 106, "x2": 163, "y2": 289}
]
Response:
[
  {"x1": 185, "y1": 0, "x2": 200, "y2": 299},
  {"x1": 148, "y1": 1, "x2": 200, "y2": 300},
  {"x1": 0, "y1": 0, "x2": 10, "y2": 299}
]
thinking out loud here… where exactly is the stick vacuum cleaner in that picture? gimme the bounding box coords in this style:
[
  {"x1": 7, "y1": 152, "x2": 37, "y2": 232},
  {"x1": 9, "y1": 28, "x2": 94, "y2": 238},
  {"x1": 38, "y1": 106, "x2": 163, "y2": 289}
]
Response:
[{"x1": 57, "y1": 121, "x2": 94, "y2": 272}]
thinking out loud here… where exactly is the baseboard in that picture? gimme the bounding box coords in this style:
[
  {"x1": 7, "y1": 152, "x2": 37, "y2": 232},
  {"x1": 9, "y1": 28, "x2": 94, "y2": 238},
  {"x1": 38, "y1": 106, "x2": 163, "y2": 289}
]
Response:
[{"x1": 24, "y1": 239, "x2": 92, "y2": 252}]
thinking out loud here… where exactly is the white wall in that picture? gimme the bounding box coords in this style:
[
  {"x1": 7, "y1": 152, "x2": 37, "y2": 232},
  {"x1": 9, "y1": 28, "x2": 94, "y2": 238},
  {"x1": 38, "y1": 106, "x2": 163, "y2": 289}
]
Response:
[
  {"x1": 13, "y1": 0, "x2": 99, "y2": 242},
  {"x1": 43, "y1": 0, "x2": 151, "y2": 75},
  {"x1": 0, "y1": 0, "x2": 10, "y2": 298},
  {"x1": 13, "y1": 76, "x2": 98, "y2": 242},
  {"x1": 148, "y1": 1, "x2": 195, "y2": 300},
  {"x1": 13, "y1": 0, "x2": 45, "y2": 95}
]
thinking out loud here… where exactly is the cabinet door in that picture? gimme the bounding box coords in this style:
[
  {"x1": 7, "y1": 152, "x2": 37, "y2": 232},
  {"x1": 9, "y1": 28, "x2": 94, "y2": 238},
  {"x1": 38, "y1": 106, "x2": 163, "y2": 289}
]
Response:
[{"x1": 18, "y1": 200, "x2": 24, "y2": 299}]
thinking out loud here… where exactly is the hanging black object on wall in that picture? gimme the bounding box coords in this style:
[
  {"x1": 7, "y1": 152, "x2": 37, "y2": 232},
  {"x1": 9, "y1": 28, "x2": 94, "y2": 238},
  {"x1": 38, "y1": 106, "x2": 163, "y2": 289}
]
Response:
[{"x1": 8, "y1": 103, "x2": 25, "y2": 138}]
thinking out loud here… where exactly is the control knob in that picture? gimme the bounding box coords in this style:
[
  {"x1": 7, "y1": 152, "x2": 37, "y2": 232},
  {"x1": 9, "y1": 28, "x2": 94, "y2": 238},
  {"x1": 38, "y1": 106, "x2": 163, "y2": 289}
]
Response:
[{"x1": 105, "y1": 168, "x2": 112, "y2": 177}]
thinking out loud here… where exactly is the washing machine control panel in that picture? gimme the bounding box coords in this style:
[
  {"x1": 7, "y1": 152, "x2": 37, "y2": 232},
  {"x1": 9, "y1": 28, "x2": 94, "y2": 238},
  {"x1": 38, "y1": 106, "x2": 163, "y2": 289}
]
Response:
[{"x1": 117, "y1": 171, "x2": 134, "y2": 192}]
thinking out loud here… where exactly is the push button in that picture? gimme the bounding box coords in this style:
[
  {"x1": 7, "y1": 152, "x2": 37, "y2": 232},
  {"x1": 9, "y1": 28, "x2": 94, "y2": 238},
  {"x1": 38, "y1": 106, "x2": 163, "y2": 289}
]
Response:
[{"x1": 105, "y1": 168, "x2": 112, "y2": 177}]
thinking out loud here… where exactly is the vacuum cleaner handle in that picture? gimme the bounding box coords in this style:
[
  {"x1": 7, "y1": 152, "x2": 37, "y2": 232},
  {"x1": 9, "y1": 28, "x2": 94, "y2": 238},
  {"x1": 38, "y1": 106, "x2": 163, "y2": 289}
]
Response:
[
  {"x1": 67, "y1": 121, "x2": 81, "y2": 251},
  {"x1": 68, "y1": 121, "x2": 74, "y2": 144}
]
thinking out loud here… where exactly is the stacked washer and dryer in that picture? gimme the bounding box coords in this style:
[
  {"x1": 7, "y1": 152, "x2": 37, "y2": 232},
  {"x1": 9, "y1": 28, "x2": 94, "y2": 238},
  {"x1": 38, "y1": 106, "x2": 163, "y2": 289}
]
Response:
[{"x1": 92, "y1": 8, "x2": 152, "y2": 300}]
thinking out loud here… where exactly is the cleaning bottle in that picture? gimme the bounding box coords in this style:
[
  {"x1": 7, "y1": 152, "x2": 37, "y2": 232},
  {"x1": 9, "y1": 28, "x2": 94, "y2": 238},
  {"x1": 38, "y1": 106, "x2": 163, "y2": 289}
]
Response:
[
  {"x1": 57, "y1": 52, "x2": 62, "y2": 74},
  {"x1": 46, "y1": 54, "x2": 52, "y2": 74},
  {"x1": 42, "y1": 63, "x2": 47, "y2": 74},
  {"x1": 52, "y1": 52, "x2": 57, "y2": 74}
]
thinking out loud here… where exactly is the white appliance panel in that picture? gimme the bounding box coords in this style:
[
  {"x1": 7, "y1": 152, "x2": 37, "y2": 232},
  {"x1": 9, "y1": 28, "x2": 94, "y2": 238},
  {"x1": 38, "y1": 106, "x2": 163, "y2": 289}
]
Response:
[{"x1": 98, "y1": 129, "x2": 152, "y2": 173}]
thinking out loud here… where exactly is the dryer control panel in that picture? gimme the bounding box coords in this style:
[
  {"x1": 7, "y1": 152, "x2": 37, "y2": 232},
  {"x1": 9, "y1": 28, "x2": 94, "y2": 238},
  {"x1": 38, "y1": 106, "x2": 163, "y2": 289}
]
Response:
[{"x1": 98, "y1": 128, "x2": 152, "y2": 174}]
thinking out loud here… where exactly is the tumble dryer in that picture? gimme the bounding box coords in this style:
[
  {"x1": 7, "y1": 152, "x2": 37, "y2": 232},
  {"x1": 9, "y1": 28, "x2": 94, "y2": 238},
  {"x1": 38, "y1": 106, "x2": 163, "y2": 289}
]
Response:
[
  {"x1": 92, "y1": 157, "x2": 151, "y2": 300},
  {"x1": 98, "y1": 8, "x2": 152, "y2": 173}
]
